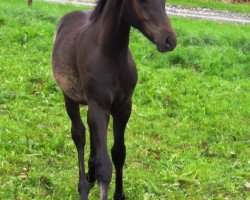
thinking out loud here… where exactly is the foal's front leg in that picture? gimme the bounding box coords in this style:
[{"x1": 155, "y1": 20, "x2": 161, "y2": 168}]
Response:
[
  {"x1": 87, "y1": 102, "x2": 112, "y2": 200},
  {"x1": 64, "y1": 95, "x2": 89, "y2": 200},
  {"x1": 112, "y1": 102, "x2": 132, "y2": 200}
]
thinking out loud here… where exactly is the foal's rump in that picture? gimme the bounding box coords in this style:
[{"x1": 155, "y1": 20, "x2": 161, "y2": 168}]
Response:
[{"x1": 52, "y1": 11, "x2": 90, "y2": 103}]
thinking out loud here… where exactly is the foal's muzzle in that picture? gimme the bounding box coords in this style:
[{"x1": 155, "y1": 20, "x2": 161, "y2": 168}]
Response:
[{"x1": 156, "y1": 32, "x2": 177, "y2": 52}]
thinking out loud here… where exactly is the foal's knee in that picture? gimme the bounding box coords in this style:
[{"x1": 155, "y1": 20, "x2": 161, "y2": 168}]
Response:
[{"x1": 111, "y1": 144, "x2": 126, "y2": 168}]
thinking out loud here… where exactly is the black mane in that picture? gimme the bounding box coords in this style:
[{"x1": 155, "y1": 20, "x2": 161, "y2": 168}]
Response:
[{"x1": 90, "y1": 0, "x2": 107, "y2": 21}]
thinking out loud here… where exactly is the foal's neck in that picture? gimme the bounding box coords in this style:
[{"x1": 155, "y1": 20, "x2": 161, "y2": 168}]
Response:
[{"x1": 97, "y1": 0, "x2": 130, "y2": 57}]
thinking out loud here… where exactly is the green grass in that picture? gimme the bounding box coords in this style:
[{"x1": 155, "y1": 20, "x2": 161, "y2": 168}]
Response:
[
  {"x1": 0, "y1": 0, "x2": 250, "y2": 199},
  {"x1": 167, "y1": 0, "x2": 250, "y2": 14}
]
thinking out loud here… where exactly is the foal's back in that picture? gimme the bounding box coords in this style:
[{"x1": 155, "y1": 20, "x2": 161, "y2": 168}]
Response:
[{"x1": 52, "y1": 11, "x2": 90, "y2": 103}]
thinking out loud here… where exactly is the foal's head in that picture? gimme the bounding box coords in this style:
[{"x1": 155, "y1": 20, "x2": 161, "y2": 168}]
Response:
[{"x1": 123, "y1": 0, "x2": 176, "y2": 52}]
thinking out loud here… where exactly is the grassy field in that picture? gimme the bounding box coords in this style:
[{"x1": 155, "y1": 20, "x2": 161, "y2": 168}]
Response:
[
  {"x1": 167, "y1": 0, "x2": 250, "y2": 14},
  {"x1": 0, "y1": 0, "x2": 250, "y2": 199}
]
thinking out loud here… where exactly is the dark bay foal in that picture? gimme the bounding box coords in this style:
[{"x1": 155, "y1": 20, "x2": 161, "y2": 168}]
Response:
[{"x1": 52, "y1": 0, "x2": 176, "y2": 199}]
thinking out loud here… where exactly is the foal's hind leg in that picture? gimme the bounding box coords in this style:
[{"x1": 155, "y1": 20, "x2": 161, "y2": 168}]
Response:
[
  {"x1": 64, "y1": 95, "x2": 89, "y2": 200},
  {"x1": 111, "y1": 102, "x2": 132, "y2": 200},
  {"x1": 86, "y1": 131, "x2": 97, "y2": 188}
]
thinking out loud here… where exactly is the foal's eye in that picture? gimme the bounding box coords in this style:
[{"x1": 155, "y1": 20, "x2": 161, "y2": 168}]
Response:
[{"x1": 139, "y1": 0, "x2": 147, "y2": 4}]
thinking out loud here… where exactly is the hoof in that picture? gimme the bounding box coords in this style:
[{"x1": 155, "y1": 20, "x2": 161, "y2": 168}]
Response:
[{"x1": 114, "y1": 193, "x2": 125, "y2": 200}]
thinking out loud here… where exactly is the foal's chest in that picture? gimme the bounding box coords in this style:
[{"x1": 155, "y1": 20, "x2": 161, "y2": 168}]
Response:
[{"x1": 111, "y1": 63, "x2": 138, "y2": 100}]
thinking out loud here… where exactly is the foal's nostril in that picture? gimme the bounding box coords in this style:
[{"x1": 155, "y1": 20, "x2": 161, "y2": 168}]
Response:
[
  {"x1": 165, "y1": 35, "x2": 176, "y2": 51},
  {"x1": 165, "y1": 36, "x2": 171, "y2": 48}
]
